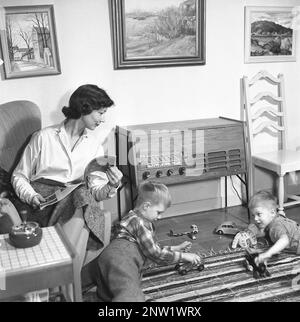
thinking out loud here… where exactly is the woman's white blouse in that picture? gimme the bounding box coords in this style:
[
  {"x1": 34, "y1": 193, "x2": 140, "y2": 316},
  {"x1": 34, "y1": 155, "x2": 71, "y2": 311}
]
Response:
[{"x1": 11, "y1": 121, "x2": 117, "y2": 204}]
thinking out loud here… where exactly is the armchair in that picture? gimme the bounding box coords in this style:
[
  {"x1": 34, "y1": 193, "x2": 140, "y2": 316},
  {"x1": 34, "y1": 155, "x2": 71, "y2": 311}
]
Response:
[{"x1": 0, "y1": 100, "x2": 111, "y2": 301}]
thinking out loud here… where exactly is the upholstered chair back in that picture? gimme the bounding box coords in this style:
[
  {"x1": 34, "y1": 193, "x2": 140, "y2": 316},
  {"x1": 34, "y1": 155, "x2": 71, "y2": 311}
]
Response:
[{"x1": 0, "y1": 100, "x2": 41, "y2": 174}]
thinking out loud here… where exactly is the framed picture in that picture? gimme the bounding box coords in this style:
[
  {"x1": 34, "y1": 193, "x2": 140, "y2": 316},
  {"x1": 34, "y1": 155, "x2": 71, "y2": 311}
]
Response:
[
  {"x1": 244, "y1": 6, "x2": 297, "y2": 63},
  {"x1": 0, "y1": 5, "x2": 61, "y2": 79},
  {"x1": 109, "y1": 0, "x2": 206, "y2": 69}
]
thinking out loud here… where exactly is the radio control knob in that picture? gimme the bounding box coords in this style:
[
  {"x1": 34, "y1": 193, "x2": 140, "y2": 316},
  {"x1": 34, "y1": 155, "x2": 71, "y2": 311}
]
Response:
[
  {"x1": 143, "y1": 171, "x2": 151, "y2": 180},
  {"x1": 156, "y1": 170, "x2": 163, "y2": 178},
  {"x1": 167, "y1": 169, "x2": 174, "y2": 176},
  {"x1": 179, "y1": 167, "x2": 186, "y2": 175}
]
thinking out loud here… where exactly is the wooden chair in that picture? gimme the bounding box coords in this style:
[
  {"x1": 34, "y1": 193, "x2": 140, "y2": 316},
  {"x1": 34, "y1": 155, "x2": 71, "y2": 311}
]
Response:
[
  {"x1": 242, "y1": 70, "x2": 300, "y2": 215},
  {"x1": 0, "y1": 100, "x2": 111, "y2": 301}
]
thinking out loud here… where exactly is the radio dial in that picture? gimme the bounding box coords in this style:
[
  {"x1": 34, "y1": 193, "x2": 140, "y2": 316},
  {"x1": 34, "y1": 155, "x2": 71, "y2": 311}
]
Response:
[
  {"x1": 179, "y1": 167, "x2": 186, "y2": 175},
  {"x1": 143, "y1": 171, "x2": 151, "y2": 180},
  {"x1": 167, "y1": 169, "x2": 174, "y2": 176},
  {"x1": 156, "y1": 170, "x2": 163, "y2": 178}
]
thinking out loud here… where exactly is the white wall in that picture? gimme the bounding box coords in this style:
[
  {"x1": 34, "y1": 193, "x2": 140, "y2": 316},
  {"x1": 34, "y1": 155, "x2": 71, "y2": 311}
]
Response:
[{"x1": 1, "y1": 0, "x2": 300, "y2": 219}]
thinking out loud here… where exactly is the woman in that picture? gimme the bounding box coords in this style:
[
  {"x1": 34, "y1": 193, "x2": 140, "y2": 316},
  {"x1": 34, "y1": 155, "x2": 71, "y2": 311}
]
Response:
[{"x1": 11, "y1": 84, "x2": 123, "y2": 227}]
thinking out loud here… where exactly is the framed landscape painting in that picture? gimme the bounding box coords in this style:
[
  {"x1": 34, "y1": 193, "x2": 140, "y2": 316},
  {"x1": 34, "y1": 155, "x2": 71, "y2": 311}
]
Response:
[
  {"x1": 244, "y1": 6, "x2": 297, "y2": 63},
  {"x1": 0, "y1": 5, "x2": 61, "y2": 79},
  {"x1": 110, "y1": 0, "x2": 206, "y2": 69}
]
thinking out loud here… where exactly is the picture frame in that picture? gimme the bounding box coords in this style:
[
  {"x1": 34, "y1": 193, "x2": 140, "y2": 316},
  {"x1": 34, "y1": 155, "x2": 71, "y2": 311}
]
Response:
[
  {"x1": 0, "y1": 5, "x2": 61, "y2": 79},
  {"x1": 244, "y1": 6, "x2": 297, "y2": 63},
  {"x1": 109, "y1": 0, "x2": 206, "y2": 69}
]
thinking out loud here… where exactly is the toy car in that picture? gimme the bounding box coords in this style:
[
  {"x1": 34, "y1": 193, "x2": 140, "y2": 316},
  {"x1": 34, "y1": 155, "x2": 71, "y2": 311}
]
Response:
[
  {"x1": 175, "y1": 260, "x2": 205, "y2": 275},
  {"x1": 245, "y1": 252, "x2": 271, "y2": 279},
  {"x1": 169, "y1": 224, "x2": 199, "y2": 240},
  {"x1": 215, "y1": 221, "x2": 242, "y2": 235}
]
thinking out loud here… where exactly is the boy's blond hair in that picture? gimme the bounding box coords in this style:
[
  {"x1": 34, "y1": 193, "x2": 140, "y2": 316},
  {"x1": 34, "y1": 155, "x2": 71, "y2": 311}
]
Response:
[
  {"x1": 249, "y1": 190, "x2": 277, "y2": 211},
  {"x1": 136, "y1": 181, "x2": 171, "y2": 209}
]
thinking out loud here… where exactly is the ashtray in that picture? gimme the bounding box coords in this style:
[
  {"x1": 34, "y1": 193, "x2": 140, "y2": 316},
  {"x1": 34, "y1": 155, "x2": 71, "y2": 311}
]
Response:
[{"x1": 9, "y1": 221, "x2": 43, "y2": 248}]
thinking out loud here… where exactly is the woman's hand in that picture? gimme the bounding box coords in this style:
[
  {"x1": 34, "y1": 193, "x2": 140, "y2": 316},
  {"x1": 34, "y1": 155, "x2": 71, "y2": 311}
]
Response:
[
  {"x1": 106, "y1": 166, "x2": 123, "y2": 188},
  {"x1": 30, "y1": 194, "x2": 46, "y2": 209}
]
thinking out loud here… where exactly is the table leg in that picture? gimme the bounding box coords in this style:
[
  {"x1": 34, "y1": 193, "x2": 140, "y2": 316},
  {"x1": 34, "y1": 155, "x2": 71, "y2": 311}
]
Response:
[{"x1": 278, "y1": 174, "x2": 285, "y2": 216}]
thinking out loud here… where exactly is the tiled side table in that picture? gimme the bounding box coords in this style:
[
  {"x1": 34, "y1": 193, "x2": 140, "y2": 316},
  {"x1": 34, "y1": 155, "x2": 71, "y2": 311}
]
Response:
[{"x1": 0, "y1": 224, "x2": 81, "y2": 302}]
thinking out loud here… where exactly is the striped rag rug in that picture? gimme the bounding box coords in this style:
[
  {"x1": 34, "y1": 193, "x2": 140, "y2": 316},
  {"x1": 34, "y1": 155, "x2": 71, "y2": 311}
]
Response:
[{"x1": 141, "y1": 249, "x2": 300, "y2": 302}]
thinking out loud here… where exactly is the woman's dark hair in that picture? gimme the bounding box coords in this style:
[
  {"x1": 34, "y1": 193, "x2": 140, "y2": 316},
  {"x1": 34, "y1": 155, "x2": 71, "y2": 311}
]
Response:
[{"x1": 62, "y1": 84, "x2": 114, "y2": 119}]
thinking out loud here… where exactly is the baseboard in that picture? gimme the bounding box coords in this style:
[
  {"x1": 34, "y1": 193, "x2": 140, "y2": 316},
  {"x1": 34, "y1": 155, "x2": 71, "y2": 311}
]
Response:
[
  {"x1": 163, "y1": 197, "x2": 223, "y2": 218},
  {"x1": 106, "y1": 177, "x2": 245, "y2": 221}
]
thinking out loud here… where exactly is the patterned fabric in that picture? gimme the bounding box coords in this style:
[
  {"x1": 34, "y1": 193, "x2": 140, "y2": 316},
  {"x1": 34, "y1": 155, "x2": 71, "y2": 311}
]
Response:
[
  {"x1": 12, "y1": 181, "x2": 106, "y2": 247},
  {"x1": 141, "y1": 249, "x2": 300, "y2": 302},
  {"x1": 115, "y1": 210, "x2": 181, "y2": 265}
]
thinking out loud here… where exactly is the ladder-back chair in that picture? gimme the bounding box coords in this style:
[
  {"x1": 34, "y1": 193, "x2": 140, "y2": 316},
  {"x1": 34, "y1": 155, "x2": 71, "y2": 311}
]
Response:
[{"x1": 242, "y1": 70, "x2": 300, "y2": 216}]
